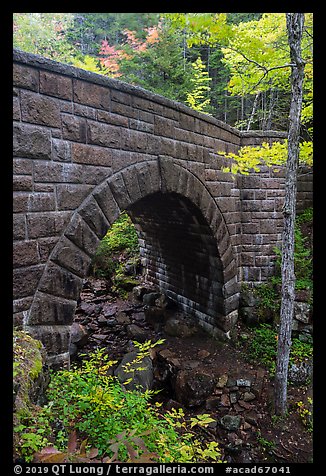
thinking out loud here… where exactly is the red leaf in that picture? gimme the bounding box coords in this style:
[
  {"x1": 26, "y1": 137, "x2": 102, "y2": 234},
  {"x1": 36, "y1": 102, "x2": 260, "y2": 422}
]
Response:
[
  {"x1": 67, "y1": 431, "x2": 77, "y2": 454},
  {"x1": 87, "y1": 448, "x2": 99, "y2": 459}
]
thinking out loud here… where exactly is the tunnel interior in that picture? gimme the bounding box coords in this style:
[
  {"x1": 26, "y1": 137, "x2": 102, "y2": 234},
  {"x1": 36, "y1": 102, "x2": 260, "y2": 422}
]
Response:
[{"x1": 127, "y1": 191, "x2": 226, "y2": 330}]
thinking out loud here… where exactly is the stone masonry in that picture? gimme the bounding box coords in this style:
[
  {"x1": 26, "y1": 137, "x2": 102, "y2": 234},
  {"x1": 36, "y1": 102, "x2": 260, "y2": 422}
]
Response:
[{"x1": 13, "y1": 49, "x2": 313, "y2": 367}]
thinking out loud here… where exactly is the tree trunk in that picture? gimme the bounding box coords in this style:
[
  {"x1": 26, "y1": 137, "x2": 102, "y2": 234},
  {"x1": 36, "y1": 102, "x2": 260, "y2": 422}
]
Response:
[
  {"x1": 274, "y1": 13, "x2": 305, "y2": 416},
  {"x1": 266, "y1": 86, "x2": 275, "y2": 130},
  {"x1": 247, "y1": 92, "x2": 260, "y2": 131}
]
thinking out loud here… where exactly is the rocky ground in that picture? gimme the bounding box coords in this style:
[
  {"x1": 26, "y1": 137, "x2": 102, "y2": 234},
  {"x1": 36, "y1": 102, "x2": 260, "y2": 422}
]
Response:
[{"x1": 70, "y1": 277, "x2": 313, "y2": 464}]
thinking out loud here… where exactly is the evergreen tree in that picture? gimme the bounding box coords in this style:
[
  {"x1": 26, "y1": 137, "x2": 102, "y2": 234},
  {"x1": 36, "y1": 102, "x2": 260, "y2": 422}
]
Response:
[{"x1": 117, "y1": 25, "x2": 195, "y2": 103}]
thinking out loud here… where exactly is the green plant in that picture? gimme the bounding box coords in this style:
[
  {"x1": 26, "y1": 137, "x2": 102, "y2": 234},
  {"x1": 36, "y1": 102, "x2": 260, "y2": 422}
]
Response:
[
  {"x1": 272, "y1": 208, "x2": 313, "y2": 293},
  {"x1": 296, "y1": 397, "x2": 313, "y2": 433},
  {"x1": 219, "y1": 140, "x2": 313, "y2": 175},
  {"x1": 14, "y1": 424, "x2": 51, "y2": 462},
  {"x1": 257, "y1": 431, "x2": 276, "y2": 451},
  {"x1": 247, "y1": 324, "x2": 313, "y2": 376},
  {"x1": 254, "y1": 282, "x2": 281, "y2": 322},
  {"x1": 186, "y1": 57, "x2": 212, "y2": 114},
  {"x1": 17, "y1": 344, "x2": 223, "y2": 463},
  {"x1": 91, "y1": 212, "x2": 140, "y2": 297},
  {"x1": 247, "y1": 324, "x2": 278, "y2": 374}
]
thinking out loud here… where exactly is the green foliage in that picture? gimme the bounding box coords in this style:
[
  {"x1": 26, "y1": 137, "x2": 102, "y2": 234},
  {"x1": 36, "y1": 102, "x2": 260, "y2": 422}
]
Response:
[
  {"x1": 221, "y1": 13, "x2": 312, "y2": 131},
  {"x1": 219, "y1": 140, "x2": 313, "y2": 175},
  {"x1": 101, "y1": 212, "x2": 139, "y2": 254},
  {"x1": 254, "y1": 282, "x2": 281, "y2": 322},
  {"x1": 272, "y1": 208, "x2": 313, "y2": 293},
  {"x1": 121, "y1": 339, "x2": 165, "y2": 387},
  {"x1": 165, "y1": 13, "x2": 231, "y2": 48},
  {"x1": 296, "y1": 207, "x2": 313, "y2": 226},
  {"x1": 14, "y1": 424, "x2": 50, "y2": 462},
  {"x1": 13, "y1": 13, "x2": 77, "y2": 63},
  {"x1": 91, "y1": 212, "x2": 140, "y2": 293},
  {"x1": 14, "y1": 345, "x2": 223, "y2": 463},
  {"x1": 117, "y1": 24, "x2": 196, "y2": 104},
  {"x1": 189, "y1": 414, "x2": 216, "y2": 429},
  {"x1": 71, "y1": 54, "x2": 107, "y2": 74},
  {"x1": 13, "y1": 330, "x2": 52, "y2": 462},
  {"x1": 295, "y1": 397, "x2": 313, "y2": 433},
  {"x1": 257, "y1": 431, "x2": 276, "y2": 451},
  {"x1": 13, "y1": 13, "x2": 313, "y2": 133},
  {"x1": 246, "y1": 324, "x2": 313, "y2": 375},
  {"x1": 13, "y1": 329, "x2": 45, "y2": 450},
  {"x1": 222, "y1": 14, "x2": 290, "y2": 96},
  {"x1": 186, "y1": 57, "x2": 212, "y2": 113}
]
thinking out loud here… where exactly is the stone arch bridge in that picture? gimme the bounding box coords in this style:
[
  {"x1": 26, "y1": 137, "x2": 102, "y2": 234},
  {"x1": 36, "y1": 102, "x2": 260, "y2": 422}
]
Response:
[{"x1": 13, "y1": 50, "x2": 312, "y2": 367}]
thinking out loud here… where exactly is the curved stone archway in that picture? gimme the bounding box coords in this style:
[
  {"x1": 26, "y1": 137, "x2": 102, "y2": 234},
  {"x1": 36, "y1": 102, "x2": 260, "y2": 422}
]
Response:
[{"x1": 26, "y1": 158, "x2": 239, "y2": 367}]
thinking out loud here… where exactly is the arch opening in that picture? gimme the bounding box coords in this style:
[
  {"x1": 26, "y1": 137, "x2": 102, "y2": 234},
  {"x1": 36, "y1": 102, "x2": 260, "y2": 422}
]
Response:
[
  {"x1": 25, "y1": 160, "x2": 239, "y2": 367},
  {"x1": 127, "y1": 191, "x2": 225, "y2": 328}
]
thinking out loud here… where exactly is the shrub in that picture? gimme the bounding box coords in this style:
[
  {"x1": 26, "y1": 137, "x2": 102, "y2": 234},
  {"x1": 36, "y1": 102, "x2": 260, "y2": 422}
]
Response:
[
  {"x1": 272, "y1": 207, "x2": 313, "y2": 293},
  {"x1": 91, "y1": 212, "x2": 141, "y2": 297},
  {"x1": 14, "y1": 344, "x2": 223, "y2": 463},
  {"x1": 246, "y1": 324, "x2": 313, "y2": 376},
  {"x1": 92, "y1": 212, "x2": 139, "y2": 279}
]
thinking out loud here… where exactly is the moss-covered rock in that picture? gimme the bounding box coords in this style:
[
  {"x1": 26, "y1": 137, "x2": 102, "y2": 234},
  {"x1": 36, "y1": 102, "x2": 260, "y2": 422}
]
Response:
[{"x1": 13, "y1": 329, "x2": 49, "y2": 460}]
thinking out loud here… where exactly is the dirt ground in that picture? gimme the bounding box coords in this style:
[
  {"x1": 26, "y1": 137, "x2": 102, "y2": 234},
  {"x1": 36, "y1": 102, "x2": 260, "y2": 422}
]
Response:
[
  {"x1": 156, "y1": 327, "x2": 313, "y2": 463},
  {"x1": 72, "y1": 280, "x2": 313, "y2": 464}
]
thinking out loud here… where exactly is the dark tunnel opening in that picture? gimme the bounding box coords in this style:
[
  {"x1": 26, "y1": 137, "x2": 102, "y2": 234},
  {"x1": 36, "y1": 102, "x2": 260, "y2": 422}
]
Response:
[{"x1": 127, "y1": 191, "x2": 225, "y2": 331}]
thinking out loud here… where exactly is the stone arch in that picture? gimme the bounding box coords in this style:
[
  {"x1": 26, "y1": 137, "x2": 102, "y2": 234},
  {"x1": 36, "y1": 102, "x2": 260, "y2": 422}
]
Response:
[{"x1": 26, "y1": 158, "x2": 239, "y2": 367}]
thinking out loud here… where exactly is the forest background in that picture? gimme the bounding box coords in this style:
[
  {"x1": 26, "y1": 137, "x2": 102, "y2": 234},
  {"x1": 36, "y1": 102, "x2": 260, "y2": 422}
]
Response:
[{"x1": 13, "y1": 13, "x2": 313, "y2": 139}]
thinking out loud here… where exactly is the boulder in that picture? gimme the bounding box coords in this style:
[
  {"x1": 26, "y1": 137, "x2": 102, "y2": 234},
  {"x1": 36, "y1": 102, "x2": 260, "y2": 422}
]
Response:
[
  {"x1": 293, "y1": 301, "x2": 311, "y2": 324},
  {"x1": 220, "y1": 415, "x2": 242, "y2": 431},
  {"x1": 114, "y1": 351, "x2": 154, "y2": 392},
  {"x1": 143, "y1": 292, "x2": 162, "y2": 306},
  {"x1": 126, "y1": 324, "x2": 148, "y2": 343},
  {"x1": 132, "y1": 285, "x2": 145, "y2": 300},
  {"x1": 116, "y1": 311, "x2": 131, "y2": 325},
  {"x1": 154, "y1": 348, "x2": 182, "y2": 383},
  {"x1": 242, "y1": 391, "x2": 256, "y2": 402},
  {"x1": 239, "y1": 307, "x2": 259, "y2": 327},
  {"x1": 236, "y1": 378, "x2": 252, "y2": 388},
  {"x1": 13, "y1": 331, "x2": 49, "y2": 460},
  {"x1": 198, "y1": 349, "x2": 211, "y2": 360},
  {"x1": 102, "y1": 303, "x2": 118, "y2": 318},
  {"x1": 164, "y1": 314, "x2": 198, "y2": 338},
  {"x1": 288, "y1": 359, "x2": 313, "y2": 385},
  {"x1": 144, "y1": 306, "x2": 167, "y2": 331},
  {"x1": 155, "y1": 294, "x2": 174, "y2": 310},
  {"x1": 240, "y1": 286, "x2": 259, "y2": 307},
  {"x1": 174, "y1": 369, "x2": 215, "y2": 407},
  {"x1": 90, "y1": 278, "x2": 108, "y2": 295},
  {"x1": 216, "y1": 374, "x2": 229, "y2": 388},
  {"x1": 70, "y1": 323, "x2": 89, "y2": 347},
  {"x1": 79, "y1": 302, "x2": 101, "y2": 316},
  {"x1": 205, "y1": 396, "x2": 221, "y2": 411}
]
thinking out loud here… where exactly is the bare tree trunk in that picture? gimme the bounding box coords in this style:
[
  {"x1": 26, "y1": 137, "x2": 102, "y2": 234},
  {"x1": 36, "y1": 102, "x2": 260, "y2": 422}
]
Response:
[
  {"x1": 274, "y1": 12, "x2": 305, "y2": 416},
  {"x1": 247, "y1": 92, "x2": 260, "y2": 131},
  {"x1": 224, "y1": 89, "x2": 228, "y2": 123},
  {"x1": 266, "y1": 87, "x2": 275, "y2": 130}
]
